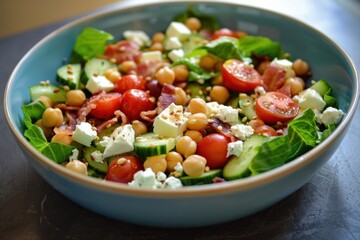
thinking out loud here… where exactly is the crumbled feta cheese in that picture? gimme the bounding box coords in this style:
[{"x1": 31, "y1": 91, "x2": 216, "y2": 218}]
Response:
[
  {"x1": 123, "y1": 30, "x2": 150, "y2": 47},
  {"x1": 140, "y1": 50, "x2": 162, "y2": 62},
  {"x1": 165, "y1": 37, "x2": 182, "y2": 50},
  {"x1": 156, "y1": 172, "x2": 167, "y2": 182},
  {"x1": 129, "y1": 168, "x2": 183, "y2": 189},
  {"x1": 91, "y1": 150, "x2": 104, "y2": 163},
  {"x1": 85, "y1": 75, "x2": 114, "y2": 94},
  {"x1": 227, "y1": 140, "x2": 244, "y2": 157},
  {"x1": 163, "y1": 177, "x2": 183, "y2": 189},
  {"x1": 320, "y1": 107, "x2": 344, "y2": 125},
  {"x1": 270, "y1": 58, "x2": 294, "y2": 78},
  {"x1": 99, "y1": 136, "x2": 110, "y2": 147},
  {"x1": 103, "y1": 124, "x2": 135, "y2": 158},
  {"x1": 166, "y1": 22, "x2": 191, "y2": 41},
  {"x1": 73, "y1": 122, "x2": 97, "y2": 147},
  {"x1": 230, "y1": 124, "x2": 254, "y2": 141},
  {"x1": 153, "y1": 103, "x2": 188, "y2": 138},
  {"x1": 68, "y1": 148, "x2": 79, "y2": 161},
  {"x1": 293, "y1": 88, "x2": 326, "y2": 112},
  {"x1": 168, "y1": 49, "x2": 185, "y2": 62},
  {"x1": 206, "y1": 102, "x2": 239, "y2": 124},
  {"x1": 174, "y1": 162, "x2": 183, "y2": 173}
]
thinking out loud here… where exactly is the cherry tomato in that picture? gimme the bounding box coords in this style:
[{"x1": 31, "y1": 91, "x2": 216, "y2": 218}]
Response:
[
  {"x1": 254, "y1": 125, "x2": 278, "y2": 137},
  {"x1": 89, "y1": 92, "x2": 122, "y2": 120},
  {"x1": 120, "y1": 89, "x2": 156, "y2": 121},
  {"x1": 114, "y1": 75, "x2": 146, "y2": 94},
  {"x1": 222, "y1": 59, "x2": 263, "y2": 92},
  {"x1": 211, "y1": 28, "x2": 242, "y2": 40},
  {"x1": 255, "y1": 91, "x2": 299, "y2": 124},
  {"x1": 106, "y1": 156, "x2": 143, "y2": 184},
  {"x1": 196, "y1": 133, "x2": 231, "y2": 169}
]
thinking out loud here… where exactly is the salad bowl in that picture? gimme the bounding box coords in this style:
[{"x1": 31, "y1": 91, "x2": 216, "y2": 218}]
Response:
[{"x1": 3, "y1": 0, "x2": 359, "y2": 227}]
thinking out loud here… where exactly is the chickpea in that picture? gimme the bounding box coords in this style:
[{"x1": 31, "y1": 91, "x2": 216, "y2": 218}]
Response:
[
  {"x1": 66, "y1": 160, "x2": 88, "y2": 175},
  {"x1": 172, "y1": 64, "x2": 189, "y2": 82},
  {"x1": 155, "y1": 66, "x2": 175, "y2": 86},
  {"x1": 166, "y1": 152, "x2": 183, "y2": 172},
  {"x1": 174, "y1": 87, "x2": 187, "y2": 106},
  {"x1": 284, "y1": 77, "x2": 305, "y2": 96},
  {"x1": 187, "y1": 98, "x2": 208, "y2": 114},
  {"x1": 149, "y1": 42, "x2": 164, "y2": 52},
  {"x1": 182, "y1": 155, "x2": 207, "y2": 177},
  {"x1": 35, "y1": 96, "x2": 52, "y2": 108},
  {"x1": 211, "y1": 75, "x2": 223, "y2": 85},
  {"x1": 66, "y1": 90, "x2": 86, "y2": 107},
  {"x1": 143, "y1": 154, "x2": 167, "y2": 173},
  {"x1": 185, "y1": 17, "x2": 202, "y2": 32},
  {"x1": 187, "y1": 113, "x2": 208, "y2": 131},
  {"x1": 210, "y1": 86, "x2": 230, "y2": 104},
  {"x1": 119, "y1": 60, "x2": 136, "y2": 73},
  {"x1": 248, "y1": 119, "x2": 265, "y2": 130},
  {"x1": 51, "y1": 133, "x2": 72, "y2": 146},
  {"x1": 292, "y1": 59, "x2": 309, "y2": 76},
  {"x1": 257, "y1": 60, "x2": 270, "y2": 75},
  {"x1": 132, "y1": 120, "x2": 148, "y2": 136},
  {"x1": 176, "y1": 136, "x2": 197, "y2": 158},
  {"x1": 35, "y1": 119, "x2": 53, "y2": 139},
  {"x1": 199, "y1": 55, "x2": 217, "y2": 71},
  {"x1": 152, "y1": 32, "x2": 165, "y2": 43},
  {"x1": 185, "y1": 130, "x2": 203, "y2": 143},
  {"x1": 103, "y1": 68, "x2": 121, "y2": 82},
  {"x1": 42, "y1": 108, "x2": 63, "y2": 128}
]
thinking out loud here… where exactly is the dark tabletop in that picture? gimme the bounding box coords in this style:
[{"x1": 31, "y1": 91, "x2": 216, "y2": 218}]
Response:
[{"x1": 1, "y1": 0, "x2": 360, "y2": 239}]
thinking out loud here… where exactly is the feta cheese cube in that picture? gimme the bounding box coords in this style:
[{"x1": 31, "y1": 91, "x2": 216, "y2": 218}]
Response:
[
  {"x1": 227, "y1": 140, "x2": 244, "y2": 157},
  {"x1": 320, "y1": 107, "x2": 344, "y2": 125},
  {"x1": 165, "y1": 37, "x2": 182, "y2": 50},
  {"x1": 103, "y1": 124, "x2": 135, "y2": 158},
  {"x1": 140, "y1": 50, "x2": 162, "y2": 63},
  {"x1": 206, "y1": 102, "x2": 239, "y2": 124},
  {"x1": 123, "y1": 30, "x2": 150, "y2": 47},
  {"x1": 166, "y1": 22, "x2": 191, "y2": 41},
  {"x1": 153, "y1": 103, "x2": 188, "y2": 138},
  {"x1": 86, "y1": 75, "x2": 114, "y2": 94},
  {"x1": 230, "y1": 124, "x2": 254, "y2": 141},
  {"x1": 168, "y1": 49, "x2": 185, "y2": 62},
  {"x1": 293, "y1": 88, "x2": 326, "y2": 112},
  {"x1": 270, "y1": 58, "x2": 294, "y2": 78},
  {"x1": 73, "y1": 122, "x2": 97, "y2": 147}
]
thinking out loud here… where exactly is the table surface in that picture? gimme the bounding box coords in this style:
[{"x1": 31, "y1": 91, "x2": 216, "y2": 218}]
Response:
[{"x1": 1, "y1": 0, "x2": 360, "y2": 239}]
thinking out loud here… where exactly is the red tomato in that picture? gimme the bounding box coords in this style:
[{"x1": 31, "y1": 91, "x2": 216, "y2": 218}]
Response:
[
  {"x1": 196, "y1": 134, "x2": 231, "y2": 169},
  {"x1": 254, "y1": 125, "x2": 278, "y2": 137},
  {"x1": 222, "y1": 59, "x2": 263, "y2": 92},
  {"x1": 106, "y1": 156, "x2": 143, "y2": 184},
  {"x1": 211, "y1": 28, "x2": 242, "y2": 40},
  {"x1": 89, "y1": 92, "x2": 122, "y2": 119},
  {"x1": 255, "y1": 91, "x2": 299, "y2": 124},
  {"x1": 114, "y1": 75, "x2": 146, "y2": 94},
  {"x1": 120, "y1": 89, "x2": 156, "y2": 121}
]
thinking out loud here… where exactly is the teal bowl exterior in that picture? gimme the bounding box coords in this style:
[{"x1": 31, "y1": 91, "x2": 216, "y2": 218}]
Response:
[{"x1": 4, "y1": 1, "x2": 359, "y2": 227}]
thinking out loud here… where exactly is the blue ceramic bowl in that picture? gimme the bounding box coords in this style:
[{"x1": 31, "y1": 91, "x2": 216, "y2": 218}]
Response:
[{"x1": 4, "y1": 0, "x2": 359, "y2": 227}]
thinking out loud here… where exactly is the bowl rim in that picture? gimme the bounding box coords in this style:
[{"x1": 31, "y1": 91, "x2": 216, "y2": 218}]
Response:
[{"x1": 4, "y1": 0, "x2": 360, "y2": 198}]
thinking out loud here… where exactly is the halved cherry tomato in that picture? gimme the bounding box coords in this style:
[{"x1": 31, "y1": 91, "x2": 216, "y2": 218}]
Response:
[
  {"x1": 120, "y1": 89, "x2": 156, "y2": 121},
  {"x1": 254, "y1": 125, "x2": 278, "y2": 137},
  {"x1": 114, "y1": 75, "x2": 146, "y2": 94},
  {"x1": 106, "y1": 156, "x2": 143, "y2": 184},
  {"x1": 211, "y1": 28, "x2": 243, "y2": 40},
  {"x1": 89, "y1": 92, "x2": 122, "y2": 120},
  {"x1": 255, "y1": 91, "x2": 299, "y2": 124},
  {"x1": 196, "y1": 133, "x2": 231, "y2": 169},
  {"x1": 222, "y1": 59, "x2": 263, "y2": 92}
]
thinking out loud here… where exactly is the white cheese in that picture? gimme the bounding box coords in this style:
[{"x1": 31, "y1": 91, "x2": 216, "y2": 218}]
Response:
[
  {"x1": 129, "y1": 168, "x2": 161, "y2": 189},
  {"x1": 163, "y1": 176, "x2": 183, "y2": 189},
  {"x1": 72, "y1": 122, "x2": 97, "y2": 147},
  {"x1": 165, "y1": 37, "x2": 182, "y2": 50},
  {"x1": 140, "y1": 50, "x2": 162, "y2": 63},
  {"x1": 85, "y1": 75, "x2": 114, "y2": 94},
  {"x1": 293, "y1": 88, "x2": 326, "y2": 112},
  {"x1": 230, "y1": 124, "x2": 254, "y2": 141},
  {"x1": 68, "y1": 148, "x2": 79, "y2": 161},
  {"x1": 270, "y1": 58, "x2": 294, "y2": 78},
  {"x1": 91, "y1": 150, "x2": 104, "y2": 163},
  {"x1": 206, "y1": 102, "x2": 239, "y2": 124},
  {"x1": 166, "y1": 21, "x2": 191, "y2": 41},
  {"x1": 227, "y1": 140, "x2": 244, "y2": 157},
  {"x1": 168, "y1": 49, "x2": 185, "y2": 62},
  {"x1": 123, "y1": 30, "x2": 150, "y2": 47},
  {"x1": 102, "y1": 124, "x2": 135, "y2": 158},
  {"x1": 319, "y1": 107, "x2": 344, "y2": 125},
  {"x1": 153, "y1": 103, "x2": 188, "y2": 138}
]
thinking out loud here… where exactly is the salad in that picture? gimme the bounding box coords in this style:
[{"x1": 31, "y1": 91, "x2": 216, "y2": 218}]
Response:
[{"x1": 21, "y1": 8, "x2": 344, "y2": 189}]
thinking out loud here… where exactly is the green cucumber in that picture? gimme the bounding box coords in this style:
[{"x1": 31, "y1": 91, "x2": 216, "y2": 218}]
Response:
[
  {"x1": 29, "y1": 85, "x2": 67, "y2": 103},
  {"x1": 82, "y1": 58, "x2": 117, "y2": 84},
  {"x1": 56, "y1": 63, "x2": 81, "y2": 89},
  {"x1": 310, "y1": 79, "x2": 332, "y2": 97},
  {"x1": 180, "y1": 169, "x2": 222, "y2": 186},
  {"x1": 83, "y1": 146, "x2": 108, "y2": 173},
  {"x1": 134, "y1": 132, "x2": 175, "y2": 161},
  {"x1": 223, "y1": 134, "x2": 265, "y2": 180},
  {"x1": 239, "y1": 94, "x2": 256, "y2": 120},
  {"x1": 182, "y1": 34, "x2": 205, "y2": 54}
]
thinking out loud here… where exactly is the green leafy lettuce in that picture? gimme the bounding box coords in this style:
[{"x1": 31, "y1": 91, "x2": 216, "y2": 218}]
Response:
[
  {"x1": 237, "y1": 36, "x2": 282, "y2": 60},
  {"x1": 172, "y1": 58, "x2": 213, "y2": 82}
]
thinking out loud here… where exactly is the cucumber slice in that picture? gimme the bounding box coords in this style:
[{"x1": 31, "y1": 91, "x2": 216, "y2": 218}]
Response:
[
  {"x1": 56, "y1": 63, "x2": 81, "y2": 89},
  {"x1": 29, "y1": 85, "x2": 67, "y2": 103},
  {"x1": 239, "y1": 94, "x2": 256, "y2": 120},
  {"x1": 182, "y1": 34, "x2": 205, "y2": 54},
  {"x1": 180, "y1": 169, "x2": 222, "y2": 186},
  {"x1": 310, "y1": 79, "x2": 332, "y2": 97},
  {"x1": 134, "y1": 132, "x2": 176, "y2": 161},
  {"x1": 223, "y1": 134, "x2": 265, "y2": 180},
  {"x1": 82, "y1": 58, "x2": 117, "y2": 84},
  {"x1": 83, "y1": 146, "x2": 108, "y2": 173}
]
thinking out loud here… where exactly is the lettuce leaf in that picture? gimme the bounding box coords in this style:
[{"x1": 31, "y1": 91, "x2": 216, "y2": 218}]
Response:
[
  {"x1": 21, "y1": 101, "x2": 47, "y2": 129},
  {"x1": 172, "y1": 58, "x2": 213, "y2": 82},
  {"x1": 237, "y1": 36, "x2": 282, "y2": 60}
]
